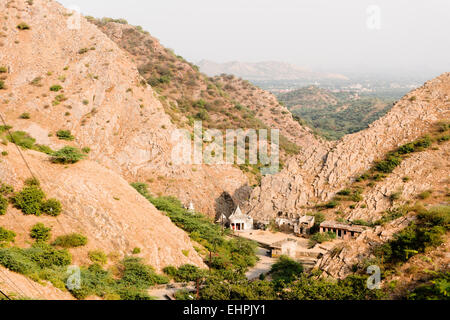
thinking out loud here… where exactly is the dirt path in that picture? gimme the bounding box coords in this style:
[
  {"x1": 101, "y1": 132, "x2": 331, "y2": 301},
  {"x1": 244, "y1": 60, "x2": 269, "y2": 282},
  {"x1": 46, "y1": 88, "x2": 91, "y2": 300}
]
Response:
[{"x1": 246, "y1": 247, "x2": 277, "y2": 280}]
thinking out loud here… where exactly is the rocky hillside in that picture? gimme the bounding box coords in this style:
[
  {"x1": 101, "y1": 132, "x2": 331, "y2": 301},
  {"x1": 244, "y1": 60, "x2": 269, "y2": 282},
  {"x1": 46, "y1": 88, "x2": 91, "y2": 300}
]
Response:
[
  {"x1": 90, "y1": 19, "x2": 325, "y2": 171},
  {"x1": 278, "y1": 86, "x2": 395, "y2": 140},
  {"x1": 0, "y1": 0, "x2": 254, "y2": 219},
  {"x1": 0, "y1": 0, "x2": 224, "y2": 275},
  {"x1": 245, "y1": 72, "x2": 450, "y2": 222}
]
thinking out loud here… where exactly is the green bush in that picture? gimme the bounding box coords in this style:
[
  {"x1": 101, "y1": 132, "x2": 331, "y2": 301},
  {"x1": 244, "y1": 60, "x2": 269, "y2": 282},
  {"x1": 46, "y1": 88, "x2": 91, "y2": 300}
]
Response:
[
  {"x1": 0, "y1": 227, "x2": 16, "y2": 247},
  {"x1": 0, "y1": 195, "x2": 8, "y2": 215},
  {"x1": 0, "y1": 66, "x2": 7, "y2": 73},
  {"x1": 375, "y1": 206, "x2": 449, "y2": 263},
  {"x1": 25, "y1": 177, "x2": 40, "y2": 187},
  {"x1": 33, "y1": 144, "x2": 54, "y2": 155},
  {"x1": 337, "y1": 189, "x2": 351, "y2": 196},
  {"x1": 6, "y1": 131, "x2": 36, "y2": 149},
  {"x1": 52, "y1": 233, "x2": 87, "y2": 248},
  {"x1": 375, "y1": 155, "x2": 402, "y2": 173},
  {"x1": 56, "y1": 130, "x2": 75, "y2": 141},
  {"x1": 0, "y1": 183, "x2": 14, "y2": 196},
  {"x1": 309, "y1": 231, "x2": 336, "y2": 247},
  {"x1": 17, "y1": 22, "x2": 30, "y2": 30},
  {"x1": 50, "y1": 85, "x2": 62, "y2": 92},
  {"x1": 0, "y1": 80, "x2": 4, "y2": 90},
  {"x1": 51, "y1": 146, "x2": 86, "y2": 164},
  {"x1": 41, "y1": 199, "x2": 62, "y2": 216},
  {"x1": 418, "y1": 190, "x2": 432, "y2": 200},
  {"x1": 325, "y1": 200, "x2": 339, "y2": 209},
  {"x1": 270, "y1": 256, "x2": 303, "y2": 283},
  {"x1": 119, "y1": 257, "x2": 168, "y2": 288},
  {"x1": 174, "y1": 264, "x2": 205, "y2": 282},
  {"x1": 408, "y1": 272, "x2": 450, "y2": 300},
  {"x1": 162, "y1": 266, "x2": 178, "y2": 278},
  {"x1": 19, "y1": 113, "x2": 31, "y2": 119},
  {"x1": 132, "y1": 247, "x2": 141, "y2": 254},
  {"x1": 88, "y1": 250, "x2": 108, "y2": 265},
  {"x1": 30, "y1": 223, "x2": 51, "y2": 242},
  {"x1": 0, "y1": 242, "x2": 71, "y2": 275},
  {"x1": 12, "y1": 186, "x2": 45, "y2": 216}
]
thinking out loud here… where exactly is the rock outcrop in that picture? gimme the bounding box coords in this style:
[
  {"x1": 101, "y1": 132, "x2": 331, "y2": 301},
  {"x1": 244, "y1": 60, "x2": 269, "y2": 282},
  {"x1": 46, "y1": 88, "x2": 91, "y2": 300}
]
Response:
[{"x1": 245, "y1": 73, "x2": 450, "y2": 221}]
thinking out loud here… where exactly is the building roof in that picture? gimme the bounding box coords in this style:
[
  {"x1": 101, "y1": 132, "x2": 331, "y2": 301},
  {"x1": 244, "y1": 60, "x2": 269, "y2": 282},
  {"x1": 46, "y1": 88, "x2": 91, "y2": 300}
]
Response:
[
  {"x1": 299, "y1": 215, "x2": 315, "y2": 224},
  {"x1": 320, "y1": 221, "x2": 366, "y2": 233},
  {"x1": 229, "y1": 205, "x2": 252, "y2": 221}
]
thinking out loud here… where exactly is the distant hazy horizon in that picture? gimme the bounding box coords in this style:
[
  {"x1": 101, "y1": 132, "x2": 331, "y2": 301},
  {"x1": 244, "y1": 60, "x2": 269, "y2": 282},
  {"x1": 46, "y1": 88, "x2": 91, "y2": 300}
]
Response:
[{"x1": 58, "y1": 0, "x2": 450, "y2": 77}]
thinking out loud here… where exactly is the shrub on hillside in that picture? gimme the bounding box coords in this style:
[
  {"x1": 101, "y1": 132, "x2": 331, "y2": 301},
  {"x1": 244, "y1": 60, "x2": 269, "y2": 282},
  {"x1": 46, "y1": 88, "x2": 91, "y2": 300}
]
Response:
[
  {"x1": 25, "y1": 177, "x2": 40, "y2": 187},
  {"x1": 0, "y1": 227, "x2": 16, "y2": 247},
  {"x1": 19, "y1": 113, "x2": 31, "y2": 119},
  {"x1": 50, "y1": 84, "x2": 63, "y2": 92},
  {"x1": 17, "y1": 22, "x2": 30, "y2": 30},
  {"x1": 51, "y1": 146, "x2": 86, "y2": 164},
  {"x1": 56, "y1": 130, "x2": 75, "y2": 141},
  {"x1": 0, "y1": 195, "x2": 8, "y2": 215},
  {"x1": 6, "y1": 131, "x2": 36, "y2": 149},
  {"x1": 30, "y1": 223, "x2": 51, "y2": 242},
  {"x1": 0, "y1": 80, "x2": 4, "y2": 90},
  {"x1": 41, "y1": 199, "x2": 62, "y2": 216},
  {"x1": 52, "y1": 233, "x2": 87, "y2": 248},
  {"x1": 375, "y1": 155, "x2": 402, "y2": 173},
  {"x1": 119, "y1": 257, "x2": 168, "y2": 288},
  {"x1": 88, "y1": 250, "x2": 108, "y2": 265},
  {"x1": 12, "y1": 186, "x2": 45, "y2": 216}
]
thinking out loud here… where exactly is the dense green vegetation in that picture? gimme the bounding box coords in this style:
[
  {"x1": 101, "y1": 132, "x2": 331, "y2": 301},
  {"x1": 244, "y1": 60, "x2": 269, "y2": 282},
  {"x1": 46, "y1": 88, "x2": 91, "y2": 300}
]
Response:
[
  {"x1": 0, "y1": 224, "x2": 167, "y2": 300},
  {"x1": 269, "y1": 255, "x2": 303, "y2": 284},
  {"x1": 193, "y1": 259, "x2": 384, "y2": 300},
  {"x1": 373, "y1": 205, "x2": 449, "y2": 264},
  {"x1": 277, "y1": 86, "x2": 395, "y2": 140},
  {"x1": 408, "y1": 271, "x2": 450, "y2": 300}
]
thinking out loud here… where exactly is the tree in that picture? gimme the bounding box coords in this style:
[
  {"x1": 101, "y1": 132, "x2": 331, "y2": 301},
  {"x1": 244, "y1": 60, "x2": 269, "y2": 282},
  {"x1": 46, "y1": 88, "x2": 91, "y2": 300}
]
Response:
[{"x1": 51, "y1": 146, "x2": 86, "y2": 164}]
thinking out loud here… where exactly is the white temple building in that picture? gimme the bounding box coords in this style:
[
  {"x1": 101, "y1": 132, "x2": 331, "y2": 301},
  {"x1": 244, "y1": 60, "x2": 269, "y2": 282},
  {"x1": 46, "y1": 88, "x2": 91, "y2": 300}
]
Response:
[
  {"x1": 228, "y1": 205, "x2": 253, "y2": 231},
  {"x1": 186, "y1": 201, "x2": 195, "y2": 213}
]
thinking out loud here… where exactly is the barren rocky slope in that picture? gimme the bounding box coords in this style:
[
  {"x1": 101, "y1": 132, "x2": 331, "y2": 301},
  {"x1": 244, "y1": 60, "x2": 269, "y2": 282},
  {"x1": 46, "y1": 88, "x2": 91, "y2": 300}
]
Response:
[
  {"x1": 0, "y1": 0, "x2": 250, "y2": 217},
  {"x1": 0, "y1": 144, "x2": 206, "y2": 269},
  {"x1": 0, "y1": 265, "x2": 74, "y2": 300},
  {"x1": 91, "y1": 19, "x2": 326, "y2": 166},
  {"x1": 245, "y1": 73, "x2": 450, "y2": 222}
]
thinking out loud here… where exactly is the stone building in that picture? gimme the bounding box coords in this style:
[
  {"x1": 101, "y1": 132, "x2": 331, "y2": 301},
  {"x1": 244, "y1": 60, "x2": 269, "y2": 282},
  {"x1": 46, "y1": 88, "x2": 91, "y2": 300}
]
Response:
[
  {"x1": 319, "y1": 221, "x2": 366, "y2": 240},
  {"x1": 229, "y1": 206, "x2": 253, "y2": 231},
  {"x1": 294, "y1": 215, "x2": 315, "y2": 236},
  {"x1": 274, "y1": 215, "x2": 315, "y2": 236}
]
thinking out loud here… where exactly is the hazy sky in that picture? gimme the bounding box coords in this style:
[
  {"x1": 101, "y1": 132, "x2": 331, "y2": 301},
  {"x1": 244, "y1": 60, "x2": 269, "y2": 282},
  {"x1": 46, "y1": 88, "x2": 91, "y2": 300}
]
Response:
[{"x1": 58, "y1": 0, "x2": 450, "y2": 75}]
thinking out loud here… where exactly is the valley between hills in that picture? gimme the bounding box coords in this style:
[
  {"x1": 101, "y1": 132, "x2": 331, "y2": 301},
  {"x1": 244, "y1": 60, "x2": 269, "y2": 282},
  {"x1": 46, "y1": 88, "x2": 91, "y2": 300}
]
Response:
[{"x1": 0, "y1": 0, "x2": 448, "y2": 301}]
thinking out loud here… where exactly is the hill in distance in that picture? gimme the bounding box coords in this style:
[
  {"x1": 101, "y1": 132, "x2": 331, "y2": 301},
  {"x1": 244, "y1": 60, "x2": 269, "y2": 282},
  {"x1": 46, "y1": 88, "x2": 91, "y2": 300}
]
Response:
[
  {"x1": 277, "y1": 86, "x2": 395, "y2": 140},
  {"x1": 197, "y1": 60, "x2": 349, "y2": 82}
]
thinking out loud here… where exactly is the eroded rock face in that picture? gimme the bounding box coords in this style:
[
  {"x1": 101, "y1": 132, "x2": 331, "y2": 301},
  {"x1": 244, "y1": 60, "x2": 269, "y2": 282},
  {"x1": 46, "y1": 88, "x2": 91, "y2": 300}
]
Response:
[
  {"x1": 245, "y1": 73, "x2": 450, "y2": 221},
  {"x1": 315, "y1": 215, "x2": 415, "y2": 279}
]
